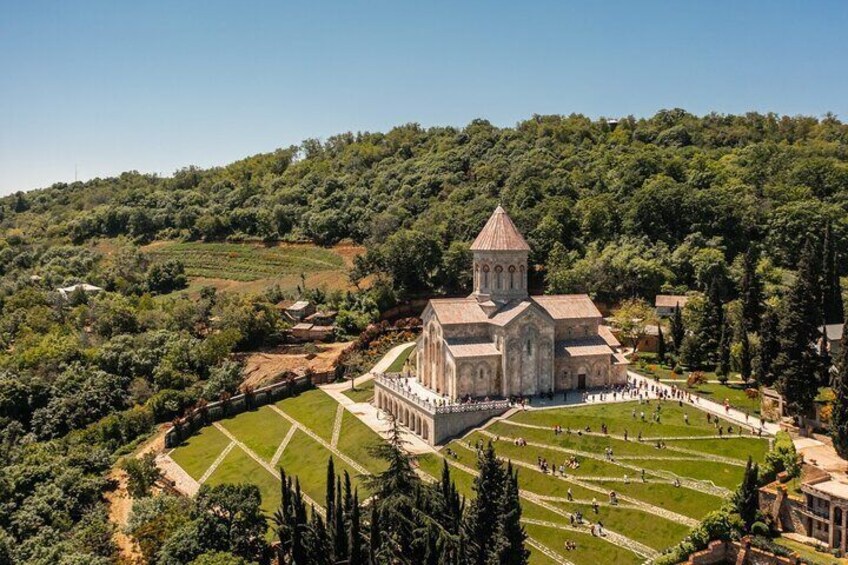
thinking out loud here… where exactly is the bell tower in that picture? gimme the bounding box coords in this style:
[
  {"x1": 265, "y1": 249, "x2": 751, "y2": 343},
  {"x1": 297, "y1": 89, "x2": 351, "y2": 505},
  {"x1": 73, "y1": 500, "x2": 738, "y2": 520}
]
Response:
[{"x1": 469, "y1": 206, "x2": 530, "y2": 305}]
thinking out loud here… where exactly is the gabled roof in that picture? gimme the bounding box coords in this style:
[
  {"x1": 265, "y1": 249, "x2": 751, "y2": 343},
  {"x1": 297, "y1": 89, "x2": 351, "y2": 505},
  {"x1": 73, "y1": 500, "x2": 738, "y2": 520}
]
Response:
[
  {"x1": 428, "y1": 298, "x2": 490, "y2": 325},
  {"x1": 655, "y1": 295, "x2": 688, "y2": 308},
  {"x1": 532, "y1": 295, "x2": 602, "y2": 320},
  {"x1": 554, "y1": 335, "x2": 615, "y2": 358},
  {"x1": 470, "y1": 206, "x2": 531, "y2": 252},
  {"x1": 822, "y1": 323, "x2": 844, "y2": 342}
]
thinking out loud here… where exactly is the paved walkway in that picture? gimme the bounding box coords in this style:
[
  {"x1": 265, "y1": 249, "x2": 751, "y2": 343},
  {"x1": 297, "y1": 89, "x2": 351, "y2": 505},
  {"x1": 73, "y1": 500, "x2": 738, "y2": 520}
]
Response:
[
  {"x1": 155, "y1": 452, "x2": 201, "y2": 496},
  {"x1": 319, "y1": 342, "x2": 434, "y2": 455},
  {"x1": 628, "y1": 371, "x2": 779, "y2": 436}
]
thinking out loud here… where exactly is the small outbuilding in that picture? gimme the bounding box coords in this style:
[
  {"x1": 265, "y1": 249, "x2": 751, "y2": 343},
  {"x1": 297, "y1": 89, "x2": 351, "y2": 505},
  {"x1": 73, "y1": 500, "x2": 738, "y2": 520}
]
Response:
[
  {"x1": 285, "y1": 300, "x2": 315, "y2": 322},
  {"x1": 655, "y1": 294, "x2": 688, "y2": 317}
]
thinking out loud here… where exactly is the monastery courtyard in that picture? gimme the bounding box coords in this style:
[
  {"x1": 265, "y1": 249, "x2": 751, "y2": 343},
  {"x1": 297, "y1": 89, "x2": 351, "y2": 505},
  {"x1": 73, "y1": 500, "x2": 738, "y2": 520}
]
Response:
[{"x1": 160, "y1": 344, "x2": 774, "y2": 565}]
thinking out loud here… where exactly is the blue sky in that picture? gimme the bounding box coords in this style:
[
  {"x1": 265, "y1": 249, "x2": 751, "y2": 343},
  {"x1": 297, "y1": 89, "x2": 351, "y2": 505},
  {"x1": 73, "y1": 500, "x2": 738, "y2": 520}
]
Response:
[{"x1": 1, "y1": 0, "x2": 847, "y2": 194}]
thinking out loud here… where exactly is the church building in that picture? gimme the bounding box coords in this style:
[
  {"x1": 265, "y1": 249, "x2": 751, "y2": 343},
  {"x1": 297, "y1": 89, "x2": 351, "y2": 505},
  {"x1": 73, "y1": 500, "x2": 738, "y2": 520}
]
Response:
[
  {"x1": 416, "y1": 205, "x2": 627, "y2": 399},
  {"x1": 374, "y1": 206, "x2": 627, "y2": 445}
]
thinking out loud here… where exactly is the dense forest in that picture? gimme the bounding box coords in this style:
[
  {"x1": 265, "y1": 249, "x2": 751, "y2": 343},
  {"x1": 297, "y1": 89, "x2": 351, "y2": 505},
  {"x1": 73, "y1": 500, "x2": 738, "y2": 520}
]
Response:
[
  {"x1": 1, "y1": 109, "x2": 848, "y2": 564},
  {"x1": 4, "y1": 109, "x2": 848, "y2": 303}
]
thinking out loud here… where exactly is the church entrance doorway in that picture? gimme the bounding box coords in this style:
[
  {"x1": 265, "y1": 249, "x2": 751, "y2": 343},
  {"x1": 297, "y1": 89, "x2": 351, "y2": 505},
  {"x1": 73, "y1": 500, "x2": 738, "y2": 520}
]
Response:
[{"x1": 577, "y1": 374, "x2": 586, "y2": 390}]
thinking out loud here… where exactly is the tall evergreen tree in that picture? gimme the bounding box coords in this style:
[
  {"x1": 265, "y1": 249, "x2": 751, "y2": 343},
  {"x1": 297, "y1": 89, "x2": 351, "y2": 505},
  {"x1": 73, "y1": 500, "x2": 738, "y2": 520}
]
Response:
[
  {"x1": 671, "y1": 303, "x2": 685, "y2": 352},
  {"x1": 489, "y1": 464, "x2": 529, "y2": 565},
  {"x1": 717, "y1": 317, "x2": 731, "y2": 377},
  {"x1": 822, "y1": 223, "x2": 844, "y2": 325},
  {"x1": 757, "y1": 306, "x2": 780, "y2": 386},
  {"x1": 349, "y1": 490, "x2": 364, "y2": 565},
  {"x1": 656, "y1": 323, "x2": 666, "y2": 365},
  {"x1": 684, "y1": 281, "x2": 723, "y2": 368},
  {"x1": 369, "y1": 503, "x2": 381, "y2": 565},
  {"x1": 467, "y1": 443, "x2": 508, "y2": 565},
  {"x1": 733, "y1": 457, "x2": 760, "y2": 529},
  {"x1": 325, "y1": 457, "x2": 336, "y2": 533},
  {"x1": 831, "y1": 314, "x2": 848, "y2": 458},
  {"x1": 740, "y1": 327, "x2": 752, "y2": 382},
  {"x1": 740, "y1": 245, "x2": 764, "y2": 332},
  {"x1": 774, "y1": 238, "x2": 824, "y2": 418}
]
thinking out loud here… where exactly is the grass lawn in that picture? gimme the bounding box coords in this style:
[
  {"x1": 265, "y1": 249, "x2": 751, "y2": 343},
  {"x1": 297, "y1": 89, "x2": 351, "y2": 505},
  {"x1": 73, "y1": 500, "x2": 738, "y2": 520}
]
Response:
[
  {"x1": 627, "y1": 457, "x2": 746, "y2": 491},
  {"x1": 335, "y1": 410, "x2": 388, "y2": 474},
  {"x1": 342, "y1": 378, "x2": 375, "y2": 403},
  {"x1": 585, "y1": 479, "x2": 723, "y2": 519},
  {"x1": 489, "y1": 420, "x2": 706, "y2": 461},
  {"x1": 218, "y1": 405, "x2": 291, "y2": 462},
  {"x1": 549, "y1": 499, "x2": 692, "y2": 551},
  {"x1": 524, "y1": 523, "x2": 643, "y2": 565},
  {"x1": 509, "y1": 401, "x2": 734, "y2": 438},
  {"x1": 275, "y1": 388, "x2": 340, "y2": 442},
  {"x1": 774, "y1": 537, "x2": 848, "y2": 564},
  {"x1": 204, "y1": 446, "x2": 282, "y2": 516},
  {"x1": 664, "y1": 436, "x2": 770, "y2": 462},
  {"x1": 386, "y1": 343, "x2": 415, "y2": 372},
  {"x1": 464, "y1": 431, "x2": 642, "y2": 478},
  {"x1": 276, "y1": 430, "x2": 368, "y2": 504},
  {"x1": 170, "y1": 425, "x2": 232, "y2": 481}
]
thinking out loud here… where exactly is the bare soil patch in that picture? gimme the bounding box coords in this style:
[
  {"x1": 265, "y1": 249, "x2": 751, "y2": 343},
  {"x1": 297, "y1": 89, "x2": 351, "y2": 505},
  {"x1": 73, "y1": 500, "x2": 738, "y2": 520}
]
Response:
[{"x1": 239, "y1": 341, "x2": 352, "y2": 388}]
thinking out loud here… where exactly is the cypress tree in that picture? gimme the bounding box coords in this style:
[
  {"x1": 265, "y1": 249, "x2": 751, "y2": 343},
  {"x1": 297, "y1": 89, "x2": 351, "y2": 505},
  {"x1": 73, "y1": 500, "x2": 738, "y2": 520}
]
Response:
[
  {"x1": 657, "y1": 323, "x2": 666, "y2": 365},
  {"x1": 740, "y1": 245, "x2": 764, "y2": 332},
  {"x1": 831, "y1": 315, "x2": 848, "y2": 458},
  {"x1": 492, "y1": 464, "x2": 529, "y2": 565},
  {"x1": 774, "y1": 238, "x2": 824, "y2": 418},
  {"x1": 466, "y1": 442, "x2": 507, "y2": 565},
  {"x1": 757, "y1": 306, "x2": 780, "y2": 386},
  {"x1": 733, "y1": 457, "x2": 760, "y2": 529},
  {"x1": 325, "y1": 457, "x2": 336, "y2": 533},
  {"x1": 740, "y1": 327, "x2": 752, "y2": 382},
  {"x1": 822, "y1": 223, "x2": 844, "y2": 325},
  {"x1": 349, "y1": 490, "x2": 364, "y2": 565},
  {"x1": 369, "y1": 503, "x2": 381, "y2": 564},
  {"x1": 717, "y1": 317, "x2": 731, "y2": 377},
  {"x1": 671, "y1": 303, "x2": 685, "y2": 352},
  {"x1": 334, "y1": 477, "x2": 348, "y2": 561}
]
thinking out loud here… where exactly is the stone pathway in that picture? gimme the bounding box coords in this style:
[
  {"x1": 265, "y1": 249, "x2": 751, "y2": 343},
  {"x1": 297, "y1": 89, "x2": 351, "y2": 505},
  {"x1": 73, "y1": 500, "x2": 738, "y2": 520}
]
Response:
[
  {"x1": 330, "y1": 404, "x2": 345, "y2": 448},
  {"x1": 525, "y1": 536, "x2": 574, "y2": 565},
  {"x1": 475, "y1": 428, "x2": 731, "y2": 498},
  {"x1": 271, "y1": 425, "x2": 298, "y2": 467},
  {"x1": 628, "y1": 372, "x2": 780, "y2": 435},
  {"x1": 212, "y1": 422, "x2": 324, "y2": 515},
  {"x1": 318, "y1": 342, "x2": 434, "y2": 455},
  {"x1": 155, "y1": 452, "x2": 200, "y2": 496},
  {"x1": 198, "y1": 440, "x2": 236, "y2": 484},
  {"x1": 269, "y1": 405, "x2": 371, "y2": 477}
]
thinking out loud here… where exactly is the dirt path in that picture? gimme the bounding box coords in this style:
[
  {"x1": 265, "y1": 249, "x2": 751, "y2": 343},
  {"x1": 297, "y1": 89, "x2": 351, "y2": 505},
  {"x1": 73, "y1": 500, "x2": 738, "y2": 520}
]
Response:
[{"x1": 104, "y1": 425, "x2": 169, "y2": 564}]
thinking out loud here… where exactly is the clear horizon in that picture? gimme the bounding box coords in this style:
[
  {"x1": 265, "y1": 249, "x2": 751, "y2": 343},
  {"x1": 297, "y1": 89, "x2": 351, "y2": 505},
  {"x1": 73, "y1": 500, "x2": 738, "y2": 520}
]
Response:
[{"x1": 2, "y1": 0, "x2": 847, "y2": 194}]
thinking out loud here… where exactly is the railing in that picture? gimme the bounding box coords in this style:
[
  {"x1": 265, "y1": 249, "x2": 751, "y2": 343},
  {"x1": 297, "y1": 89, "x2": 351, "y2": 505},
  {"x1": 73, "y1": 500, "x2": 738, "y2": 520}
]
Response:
[{"x1": 375, "y1": 374, "x2": 510, "y2": 415}]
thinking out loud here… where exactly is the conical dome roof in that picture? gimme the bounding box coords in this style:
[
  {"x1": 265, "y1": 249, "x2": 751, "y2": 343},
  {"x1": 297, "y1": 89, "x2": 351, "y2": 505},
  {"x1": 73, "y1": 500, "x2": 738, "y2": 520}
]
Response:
[{"x1": 470, "y1": 206, "x2": 531, "y2": 252}]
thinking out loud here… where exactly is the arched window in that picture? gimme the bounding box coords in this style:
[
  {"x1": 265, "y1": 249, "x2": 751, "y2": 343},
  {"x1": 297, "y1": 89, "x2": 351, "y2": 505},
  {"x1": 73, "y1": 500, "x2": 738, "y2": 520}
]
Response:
[
  {"x1": 526, "y1": 341, "x2": 532, "y2": 356},
  {"x1": 478, "y1": 367, "x2": 485, "y2": 380},
  {"x1": 519, "y1": 265, "x2": 525, "y2": 289},
  {"x1": 509, "y1": 265, "x2": 516, "y2": 289},
  {"x1": 495, "y1": 266, "x2": 503, "y2": 289},
  {"x1": 482, "y1": 265, "x2": 489, "y2": 288},
  {"x1": 474, "y1": 264, "x2": 479, "y2": 289}
]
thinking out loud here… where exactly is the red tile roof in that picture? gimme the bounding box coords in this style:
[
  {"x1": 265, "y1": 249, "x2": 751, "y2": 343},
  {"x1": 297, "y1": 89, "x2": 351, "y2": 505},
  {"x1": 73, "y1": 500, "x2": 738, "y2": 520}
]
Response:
[{"x1": 532, "y1": 295, "x2": 602, "y2": 320}]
